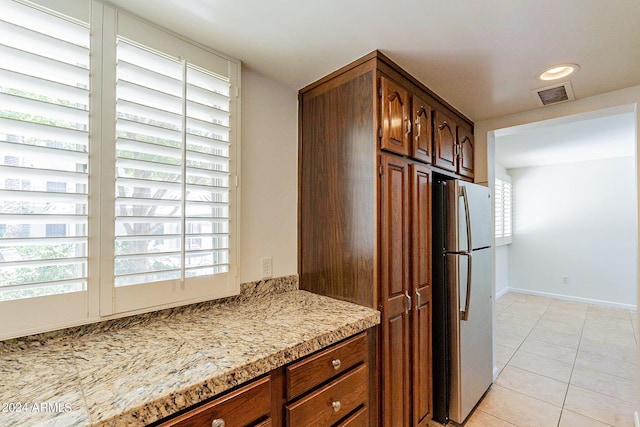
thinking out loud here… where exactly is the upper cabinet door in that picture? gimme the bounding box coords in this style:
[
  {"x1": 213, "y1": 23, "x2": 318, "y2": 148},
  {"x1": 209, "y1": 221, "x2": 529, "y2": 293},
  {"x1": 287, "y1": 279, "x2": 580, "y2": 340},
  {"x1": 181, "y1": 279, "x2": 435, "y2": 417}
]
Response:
[
  {"x1": 380, "y1": 76, "x2": 411, "y2": 156},
  {"x1": 411, "y1": 95, "x2": 432, "y2": 164},
  {"x1": 433, "y1": 110, "x2": 457, "y2": 173},
  {"x1": 457, "y1": 124, "x2": 474, "y2": 179}
]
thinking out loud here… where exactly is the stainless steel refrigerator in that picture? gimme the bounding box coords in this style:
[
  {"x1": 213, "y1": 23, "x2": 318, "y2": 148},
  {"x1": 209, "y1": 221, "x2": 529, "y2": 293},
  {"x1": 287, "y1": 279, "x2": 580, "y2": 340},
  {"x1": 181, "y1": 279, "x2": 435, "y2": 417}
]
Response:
[{"x1": 433, "y1": 178, "x2": 493, "y2": 425}]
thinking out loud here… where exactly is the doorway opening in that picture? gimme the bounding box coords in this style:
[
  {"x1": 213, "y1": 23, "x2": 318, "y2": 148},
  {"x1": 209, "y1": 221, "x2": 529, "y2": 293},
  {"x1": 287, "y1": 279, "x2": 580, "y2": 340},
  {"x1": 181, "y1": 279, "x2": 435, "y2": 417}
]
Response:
[{"x1": 472, "y1": 104, "x2": 639, "y2": 426}]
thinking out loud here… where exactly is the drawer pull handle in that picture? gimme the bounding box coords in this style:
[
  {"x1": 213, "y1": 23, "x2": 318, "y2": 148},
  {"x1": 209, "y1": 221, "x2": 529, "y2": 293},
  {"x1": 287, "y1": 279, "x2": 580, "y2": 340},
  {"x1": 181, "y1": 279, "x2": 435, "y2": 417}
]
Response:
[
  {"x1": 331, "y1": 359, "x2": 341, "y2": 370},
  {"x1": 211, "y1": 419, "x2": 225, "y2": 427},
  {"x1": 332, "y1": 401, "x2": 341, "y2": 412}
]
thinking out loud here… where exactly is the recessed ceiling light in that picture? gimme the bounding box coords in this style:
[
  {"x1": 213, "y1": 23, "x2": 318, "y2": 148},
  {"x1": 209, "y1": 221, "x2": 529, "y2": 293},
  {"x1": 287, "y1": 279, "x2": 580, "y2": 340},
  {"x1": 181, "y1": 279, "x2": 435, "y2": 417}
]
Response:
[{"x1": 538, "y1": 64, "x2": 580, "y2": 81}]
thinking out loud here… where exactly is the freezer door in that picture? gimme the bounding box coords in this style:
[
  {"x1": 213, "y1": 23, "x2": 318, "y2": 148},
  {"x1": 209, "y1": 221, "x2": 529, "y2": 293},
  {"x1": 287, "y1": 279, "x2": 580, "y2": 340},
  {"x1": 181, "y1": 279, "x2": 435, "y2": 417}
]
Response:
[
  {"x1": 460, "y1": 181, "x2": 492, "y2": 250},
  {"x1": 446, "y1": 181, "x2": 492, "y2": 252},
  {"x1": 447, "y1": 248, "x2": 493, "y2": 424}
]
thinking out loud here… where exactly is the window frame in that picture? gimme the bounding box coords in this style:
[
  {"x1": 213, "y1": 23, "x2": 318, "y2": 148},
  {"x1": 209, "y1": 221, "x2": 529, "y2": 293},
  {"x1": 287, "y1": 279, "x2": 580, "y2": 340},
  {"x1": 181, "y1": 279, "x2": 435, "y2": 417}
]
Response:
[{"x1": 0, "y1": 0, "x2": 241, "y2": 340}]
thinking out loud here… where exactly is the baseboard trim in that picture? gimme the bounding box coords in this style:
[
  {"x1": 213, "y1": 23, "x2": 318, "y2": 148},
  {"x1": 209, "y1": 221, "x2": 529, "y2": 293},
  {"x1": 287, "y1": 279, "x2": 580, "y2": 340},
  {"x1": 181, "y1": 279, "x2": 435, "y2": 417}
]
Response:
[
  {"x1": 495, "y1": 287, "x2": 510, "y2": 299},
  {"x1": 493, "y1": 365, "x2": 500, "y2": 381},
  {"x1": 505, "y1": 287, "x2": 637, "y2": 311},
  {"x1": 634, "y1": 410, "x2": 639, "y2": 427}
]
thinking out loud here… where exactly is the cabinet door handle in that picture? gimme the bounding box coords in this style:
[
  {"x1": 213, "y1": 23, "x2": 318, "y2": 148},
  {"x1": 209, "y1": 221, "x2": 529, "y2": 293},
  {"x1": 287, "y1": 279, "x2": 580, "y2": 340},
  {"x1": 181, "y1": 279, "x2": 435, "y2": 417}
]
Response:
[
  {"x1": 211, "y1": 419, "x2": 225, "y2": 427},
  {"x1": 332, "y1": 401, "x2": 342, "y2": 412},
  {"x1": 406, "y1": 117, "x2": 412, "y2": 137},
  {"x1": 404, "y1": 291, "x2": 412, "y2": 312},
  {"x1": 416, "y1": 288, "x2": 422, "y2": 307},
  {"x1": 414, "y1": 117, "x2": 421, "y2": 141},
  {"x1": 331, "y1": 359, "x2": 341, "y2": 370}
]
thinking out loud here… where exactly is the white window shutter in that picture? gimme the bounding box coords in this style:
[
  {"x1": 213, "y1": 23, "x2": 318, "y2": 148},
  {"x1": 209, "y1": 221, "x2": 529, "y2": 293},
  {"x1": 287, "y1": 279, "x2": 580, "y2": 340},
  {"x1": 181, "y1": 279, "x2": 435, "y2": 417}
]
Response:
[
  {"x1": 0, "y1": 0, "x2": 90, "y2": 301},
  {"x1": 113, "y1": 37, "x2": 235, "y2": 303},
  {"x1": 495, "y1": 177, "x2": 513, "y2": 245},
  {"x1": 0, "y1": 0, "x2": 240, "y2": 338}
]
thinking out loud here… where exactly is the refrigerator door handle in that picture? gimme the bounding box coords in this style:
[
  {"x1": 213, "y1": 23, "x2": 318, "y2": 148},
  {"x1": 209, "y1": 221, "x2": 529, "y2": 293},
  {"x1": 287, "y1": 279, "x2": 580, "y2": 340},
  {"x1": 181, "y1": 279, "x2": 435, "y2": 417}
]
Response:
[
  {"x1": 460, "y1": 185, "x2": 474, "y2": 321},
  {"x1": 461, "y1": 185, "x2": 473, "y2": 251},
  {"x1": 460, "y1": 252, "x2": 472, "y2": 321}
]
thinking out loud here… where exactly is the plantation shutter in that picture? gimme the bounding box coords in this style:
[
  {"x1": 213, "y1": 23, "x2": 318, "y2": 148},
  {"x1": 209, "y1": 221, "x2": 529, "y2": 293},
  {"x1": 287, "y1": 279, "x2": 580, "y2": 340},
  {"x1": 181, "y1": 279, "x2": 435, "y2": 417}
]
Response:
[
  {"x1": 184, "y1": 64, "x2": 231, "y2": 278},
  {"x1": 495, "y1": 177, "x2": 512, "y2": 245},
  {"x1": 494, "y1": 179, "x2": 503, "y2": 237},
  {"x1": 503, "y1": 181, "x2": 512, "y2": 238},
  {"x1": 0, "y1": 0, "x2": 89, "y2": 301},
  {"x1": 114, "y1": 38, "x2": 232, "y2": 289},
  {"x1": 0, "y1": 0, "x2": 240, "y2": 336}
]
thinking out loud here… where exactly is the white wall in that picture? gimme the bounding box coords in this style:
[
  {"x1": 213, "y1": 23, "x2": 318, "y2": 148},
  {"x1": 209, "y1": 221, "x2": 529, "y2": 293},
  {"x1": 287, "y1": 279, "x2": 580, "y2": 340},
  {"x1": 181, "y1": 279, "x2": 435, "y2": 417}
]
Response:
[
  {"x1": 508, "y1": 156, "x2": 637, "y2": 307},
  {"x1": 495, "y1": 246, "x2": 509, "y2": 297},
  {"x1": 240, "y1": 69, "x2": 298, "y2": 282}
]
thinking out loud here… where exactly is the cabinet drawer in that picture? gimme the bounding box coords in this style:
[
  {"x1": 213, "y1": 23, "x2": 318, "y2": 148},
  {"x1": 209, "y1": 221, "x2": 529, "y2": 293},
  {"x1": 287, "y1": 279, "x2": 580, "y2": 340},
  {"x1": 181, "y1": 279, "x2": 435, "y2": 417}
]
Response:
[
  {"x1": 159, "y1": 376, "x2": 271, "y2": 427},
  {"x1": 286, "y1": 332, "x2": 367, "y2": 400},
  {"x1": 286, "y1": 364, "x2": 368, "y2": 427},
  {"x1": 336, "y1": 406, "x2": 368, "y2": 427}
]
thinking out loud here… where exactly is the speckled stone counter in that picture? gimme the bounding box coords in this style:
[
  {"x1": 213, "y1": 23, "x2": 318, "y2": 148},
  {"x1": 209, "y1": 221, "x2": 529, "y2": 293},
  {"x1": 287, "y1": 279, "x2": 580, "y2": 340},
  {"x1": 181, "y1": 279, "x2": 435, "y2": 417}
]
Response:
[{"x1": 0, "y1": 276, "x2": 380, "y2": 426}]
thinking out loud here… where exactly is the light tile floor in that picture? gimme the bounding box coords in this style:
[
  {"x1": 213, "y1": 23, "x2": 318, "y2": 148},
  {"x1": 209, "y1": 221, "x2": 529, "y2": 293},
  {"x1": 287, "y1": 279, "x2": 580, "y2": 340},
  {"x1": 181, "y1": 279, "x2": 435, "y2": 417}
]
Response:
[{"x1": 466, "y1": 292, "x2": 639, "y2": 427}]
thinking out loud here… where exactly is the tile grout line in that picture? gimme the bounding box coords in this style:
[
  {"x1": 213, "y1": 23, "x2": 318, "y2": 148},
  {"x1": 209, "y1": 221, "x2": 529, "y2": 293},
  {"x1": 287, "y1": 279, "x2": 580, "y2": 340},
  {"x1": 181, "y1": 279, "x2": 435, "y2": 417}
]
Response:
[
  {"x1": 500, "y1": 355, "x2": 572, "y2": 384},
  {"x1": 517, "y1": 298, "x2": 571, "y2": 427},
  {"x1": 496, "y1": 296, "x2": 558, "y2": 427},
  {"x1": 498, "y1": 297, "x2": 554, "y2": 369},
  {"x1": 629, "y1": 308, "x2": 638, "y2": 348},
  {"x1": 474, "y1": 408, "x2": 519, "y2": 426},
  {"x1": 555, "y1": 302, "x2": 590, "y2": 427}
]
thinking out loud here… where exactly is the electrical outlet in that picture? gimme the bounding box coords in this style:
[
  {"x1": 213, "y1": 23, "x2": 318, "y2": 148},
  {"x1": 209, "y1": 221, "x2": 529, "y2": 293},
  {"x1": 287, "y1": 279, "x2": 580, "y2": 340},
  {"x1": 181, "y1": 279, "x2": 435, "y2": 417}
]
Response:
[
  {"x1": 562, "y1": 276, "x2": 569, "y2": 285},
  {"x1": 261, "y1": 257, "x2": 272, "y2": 279}
]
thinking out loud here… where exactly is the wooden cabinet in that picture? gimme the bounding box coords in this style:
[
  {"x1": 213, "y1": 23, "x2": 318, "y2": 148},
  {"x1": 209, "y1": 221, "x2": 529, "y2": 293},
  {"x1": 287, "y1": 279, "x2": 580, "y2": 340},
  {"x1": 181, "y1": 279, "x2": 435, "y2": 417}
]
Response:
[
  {"x1": 380, "y1": 77, "x2": 433, "y2": 165},
  {"x1": 433, "y1": 109, "x2": 475, "y2": 178},
  {"x1": 285, "y1": 332, "x2": 371, "y2": 427},
  {"x1": 159, "y1": 376, "x2": 272, "y2": 427},
  {"x1": 299, "y1": 50, "x2": 473, "y2": 426},
  {"x1": 433, "y1": 109, "x2": 458, "y2": 173},
  {"x1": 411, "y1": 95, "x2": 433, "y2": 164},
  {"x1": 410, "y1": 164, "x2": 433, "y2": 427},
  {"x1": 379, "y1": 157, "x2": 433, "y2": 427},
  {"x1": 158, "y1": 330, "x2": 375, "y2": 427},
  {"x1": 336, "y1": 407, "x2": 369, "y2": 427},
  {"x1": 379, "y1": 153, "x2": 411, "y2": 426},
  {"x1": 380, "y1": 75, "x2": 411, "y2": 156},
  {"x1": 286, "y1": 365, "x2": 368, "y2": 427},
  {"x1": 286, "y1": 333, "x2": 367, "y2": 400},
  {"x1": 457, "y1": 122, "x2": 474, "y2": 179}
]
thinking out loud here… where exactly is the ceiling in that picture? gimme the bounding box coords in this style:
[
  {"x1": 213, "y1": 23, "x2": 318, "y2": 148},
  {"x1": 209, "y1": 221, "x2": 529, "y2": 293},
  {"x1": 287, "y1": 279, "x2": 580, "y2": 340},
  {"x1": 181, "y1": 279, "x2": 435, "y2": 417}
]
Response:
[
  {"x1": 105, "y1": 0, "x2": 640, "y2": 122},
  {"x1": 495, "y1": 109, "x2": 636, "y2": 169}
]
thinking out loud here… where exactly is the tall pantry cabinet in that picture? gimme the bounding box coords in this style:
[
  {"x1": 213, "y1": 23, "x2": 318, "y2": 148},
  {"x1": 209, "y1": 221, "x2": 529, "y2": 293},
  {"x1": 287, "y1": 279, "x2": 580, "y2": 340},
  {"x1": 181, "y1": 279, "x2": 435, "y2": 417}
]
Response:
[{"x1": 298, "y1": 51, "x2": 474, "y2": 426}]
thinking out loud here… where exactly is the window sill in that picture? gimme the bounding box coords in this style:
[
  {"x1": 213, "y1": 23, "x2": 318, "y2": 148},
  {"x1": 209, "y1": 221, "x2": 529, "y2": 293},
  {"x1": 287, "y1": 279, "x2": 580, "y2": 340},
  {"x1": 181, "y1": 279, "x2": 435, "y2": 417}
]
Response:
[{"x1": 495, "y1": 237, "x2": 512, "y2": 246}]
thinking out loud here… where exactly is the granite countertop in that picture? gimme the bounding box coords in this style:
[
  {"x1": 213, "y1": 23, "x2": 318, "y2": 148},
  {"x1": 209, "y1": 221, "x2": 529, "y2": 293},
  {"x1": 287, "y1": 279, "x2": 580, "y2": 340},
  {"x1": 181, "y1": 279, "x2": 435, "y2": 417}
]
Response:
[{"x1": 0, "y1": 276, "x2": 380, "y2": 427}]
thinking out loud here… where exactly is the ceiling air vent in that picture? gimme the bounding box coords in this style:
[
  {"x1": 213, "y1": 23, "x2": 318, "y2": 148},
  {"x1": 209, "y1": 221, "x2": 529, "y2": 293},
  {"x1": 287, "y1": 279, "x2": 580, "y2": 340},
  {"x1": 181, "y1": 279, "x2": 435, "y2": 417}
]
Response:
[{"x1": 530, "y1": 81, "x2": 575, "y2": 107}]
